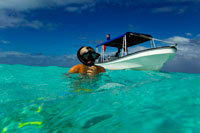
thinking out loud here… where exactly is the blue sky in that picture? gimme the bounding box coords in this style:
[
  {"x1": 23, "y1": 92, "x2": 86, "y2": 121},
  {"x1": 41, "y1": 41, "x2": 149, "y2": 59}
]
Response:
[{"x1": 0, "y1": 0, "x2": 200, "y2": 73}]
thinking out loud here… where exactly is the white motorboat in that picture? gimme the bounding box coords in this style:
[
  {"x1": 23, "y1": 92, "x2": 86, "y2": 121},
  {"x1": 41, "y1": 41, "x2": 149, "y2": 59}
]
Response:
[{"x1": 95, "y1": 32, "x2": 177, "y2": 71}]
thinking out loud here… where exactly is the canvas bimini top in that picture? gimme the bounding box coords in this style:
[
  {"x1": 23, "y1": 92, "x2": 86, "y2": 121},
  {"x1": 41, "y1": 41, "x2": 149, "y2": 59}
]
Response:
[{"x1": 96, "y1": 32, "x2": 153, "y2": 49}]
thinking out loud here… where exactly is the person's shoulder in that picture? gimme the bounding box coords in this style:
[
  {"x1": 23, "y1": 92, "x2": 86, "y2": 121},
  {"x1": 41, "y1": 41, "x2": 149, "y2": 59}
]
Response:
[
  {"x1": 69, "y1": 64, "x2": 83, "y2": 73},
  {"x1": 95, "y1": 65, "x2": 106, "y2": 73}
]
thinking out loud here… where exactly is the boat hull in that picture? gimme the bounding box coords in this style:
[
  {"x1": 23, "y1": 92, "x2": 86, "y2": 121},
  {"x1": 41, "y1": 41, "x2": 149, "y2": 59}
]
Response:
[{"x1": 96, "y1": 46, "x2": 177, "y2": 71}]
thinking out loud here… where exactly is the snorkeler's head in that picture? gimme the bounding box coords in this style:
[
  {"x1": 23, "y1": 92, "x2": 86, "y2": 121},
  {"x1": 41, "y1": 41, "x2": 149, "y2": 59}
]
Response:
[{"x1": 77, "y1": 46, "x2": 100, "y2": 66}]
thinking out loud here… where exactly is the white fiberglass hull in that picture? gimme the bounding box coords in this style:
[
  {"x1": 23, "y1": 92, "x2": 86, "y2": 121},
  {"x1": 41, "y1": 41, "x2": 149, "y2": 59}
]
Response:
[{"x1": 96, "y1": 46, "x2": 177, "y2": 71}]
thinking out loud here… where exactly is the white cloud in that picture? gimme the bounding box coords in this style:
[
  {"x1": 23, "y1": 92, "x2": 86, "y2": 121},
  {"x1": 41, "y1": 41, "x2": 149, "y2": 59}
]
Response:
[
  {"x1": 162, "y1": 36, "x2": 200, "y2": 73},
  {"x1": 177, "y1": 7, "x2": 186, "y2": 14},
  {"x1": 177, "y1": 43, "x2": 199, "y2": 59},
  {"x1": 185, "y1": 32, "x2": 192, "y2": 36},
  {"x1": 0, "y1": 11, "x2": 24, "y2": 28},
  {"x1": 152, "y1": 7, "x2": 175, "y2": 13},
  {"x1": 65, "y1": 2, "x2": 95, "y2": 13},
  {"x1": 0, "y1": 0, "x2": 198, "y2": 12},
  {"x1": 166, "y1": 36, "x2": 190, "y2": 45},
  {"x1": 152, "y1": 6, "x2": 187, "y2": 14},
  {"x1": 0, "y1": 0, "x2": 95, "y2": 11},
  {"x1": 24, "y1": 20, "x2": 44, "y2": 29},
  {"x1": 0, "y1": 0, "x2": 199, "y2": 28},
  {"x1": 1, "y1": 40, "x2": 11, "y2": 44},
  {"x1": 65, "y1": 7, "x2": 80, "y2": 12},
  {"x1": 0, "y1": 11, "x2": 45, "y2": 29},
  {"x1": 0, "y1": 0, "x2": 96, "y2": 28},
  {"x1": 165, "y1": 36, "x2": 200, "y2": 59},
  {"x1": 0, "y1": 51, "x2": 78, "y2": 67},
  {"x1": 0, "y1": 51, "x2": 27, "y2": 57}
]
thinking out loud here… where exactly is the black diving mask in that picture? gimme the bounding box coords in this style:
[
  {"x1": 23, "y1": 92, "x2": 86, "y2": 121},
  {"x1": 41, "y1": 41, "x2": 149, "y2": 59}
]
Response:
[{"x1": 82, "y1": 51, "x2": 100, "y2": 60}]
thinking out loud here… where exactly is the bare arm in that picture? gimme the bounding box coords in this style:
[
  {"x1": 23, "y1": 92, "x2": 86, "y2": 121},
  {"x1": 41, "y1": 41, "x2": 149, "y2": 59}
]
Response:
[
  {"x1": 69, "y1": 65, "x2": 80, "y2": 73},
  {"x1": 97, "y1": 66, "x2": 106, "y2": 73}
]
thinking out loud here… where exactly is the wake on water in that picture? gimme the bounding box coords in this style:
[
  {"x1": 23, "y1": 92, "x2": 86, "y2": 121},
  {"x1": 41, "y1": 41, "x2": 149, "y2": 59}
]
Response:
[{"x1": 0, "y1": 64, "x2": 200, "y2": 132}]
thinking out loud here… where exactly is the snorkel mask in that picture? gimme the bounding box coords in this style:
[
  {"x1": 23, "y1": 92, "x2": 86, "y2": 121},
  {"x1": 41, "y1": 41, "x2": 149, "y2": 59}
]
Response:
[{"x1": 77, "y1": 46, "x2": 100, "y2": 66}]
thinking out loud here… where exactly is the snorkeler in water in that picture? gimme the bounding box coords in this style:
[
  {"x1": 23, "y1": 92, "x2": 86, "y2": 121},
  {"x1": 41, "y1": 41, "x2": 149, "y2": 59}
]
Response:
[{"x1": 69, "y1": 46, "x2": 106, "y2": 76}]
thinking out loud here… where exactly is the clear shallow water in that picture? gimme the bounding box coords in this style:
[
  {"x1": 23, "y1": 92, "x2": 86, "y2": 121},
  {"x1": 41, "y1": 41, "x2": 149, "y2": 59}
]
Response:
[{"x1": 0, "y1": 64, "x2": 200, "y2": 133}]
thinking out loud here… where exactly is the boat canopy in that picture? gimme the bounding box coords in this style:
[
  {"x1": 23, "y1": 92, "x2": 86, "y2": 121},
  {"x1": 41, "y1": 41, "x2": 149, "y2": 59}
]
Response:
[{"x1": 96, "y1": 32, "x2": 152, "y2": 49}]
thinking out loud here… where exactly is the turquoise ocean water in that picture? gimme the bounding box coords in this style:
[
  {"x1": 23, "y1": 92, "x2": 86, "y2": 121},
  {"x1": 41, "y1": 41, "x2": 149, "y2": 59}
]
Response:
[{"x1": 0, "y1": 64, "x2": 200, "y2": 133}]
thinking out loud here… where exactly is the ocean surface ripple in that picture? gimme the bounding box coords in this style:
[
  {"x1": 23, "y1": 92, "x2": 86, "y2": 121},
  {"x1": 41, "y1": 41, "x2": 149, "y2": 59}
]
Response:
[{"x1": 0, "y1": 64, "x2": 200, "y2": 133}]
